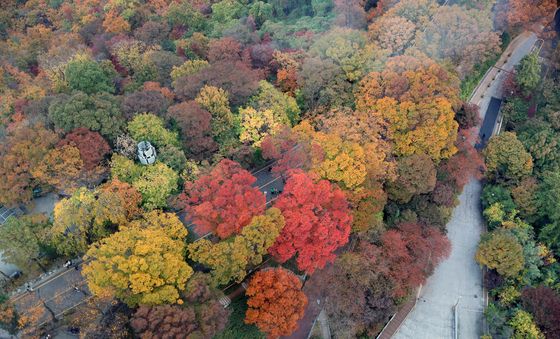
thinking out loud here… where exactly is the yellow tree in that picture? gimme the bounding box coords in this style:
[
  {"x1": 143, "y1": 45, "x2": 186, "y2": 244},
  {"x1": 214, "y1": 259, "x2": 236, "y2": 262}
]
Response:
[
  {"x1": 310, "y1": 132, "x2": 368, "y2": 190},
  {"x1": 370, "y1": 97, "x2": 458, "y2": 162},
  {"x1": 188, "y1": 208, "x2": 285, "y2": 286},
  {"x1": 32, "y1": 145, "x2": 83, "y2": 193},
  {"x1": 239, "y1": 107, "x2": 280, "y2": 147},
  {"x1": 51, "y1": 187, "x2": 130, "y2": 256},
  {"x1": 83, "y1": 210, "x2": 193, "y2": 307}
]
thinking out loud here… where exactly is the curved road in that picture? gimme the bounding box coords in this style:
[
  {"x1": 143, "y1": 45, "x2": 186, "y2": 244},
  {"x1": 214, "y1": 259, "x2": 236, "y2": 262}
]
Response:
[{"x1": 393, "y1": 32, "x2": 538, "y2": 339}]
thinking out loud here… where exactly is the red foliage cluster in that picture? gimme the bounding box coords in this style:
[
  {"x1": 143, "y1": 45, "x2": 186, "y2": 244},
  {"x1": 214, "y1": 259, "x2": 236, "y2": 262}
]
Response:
[
  {"x1": 166, "y1": 101, "x2": 217, "y2": 159},
  {"x1": 58, "y1": 127, "x2": 110, "y2": 170},
  {"x1": 181, "y1": 159, "x2": 266, "y2": 239},
  {"x1": 269, "y1": 171, "x2": 352, "y2": 274},
  {"x1": 439, "y1": 129, "x2": 485, "y2": 189},
  {"x1": 522, "y1": 286, "x2": 560, "y2": 338},
  {"x1": 365, "y1": 222, "x2": 450, "y2": 298},
  {"x1": 261, "y1": 126, "x2": 311, "y2": 174}
]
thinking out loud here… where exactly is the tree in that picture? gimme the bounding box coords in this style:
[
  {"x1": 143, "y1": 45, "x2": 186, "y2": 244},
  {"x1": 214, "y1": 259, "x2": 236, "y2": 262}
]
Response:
[
  {"x1": 83, "y1": 211, "x2": 193, "y2": 307},
  {"x1": 511, "y1": 177, "x2": 539, "y2": 222},
  {"x1": 245, "y1": 268, "x2": 307, "y2": 338},
  {"x1": 313, "y1": 108, "x2": 396, "y2": 181},
  {"x1": 516, "y1": 52, "x2": 541, "y2": 93},
  {"x1": 475, "y1": 229, "x2": 525, "y2": 278},
  {"x1": 309, "y1": 28, "x2": 385, "y2": 83},
  {"x1": 373, "y1": 222, "x2": 450, "y2": 298},
  {"x1": 127, "y1": 113, "x2": 180, "y2": 148},
  {"x1": 309, "y1": 131, "x2": 369, "y2": 190},
  {"x1": 535, "y1": 171, "x2": 560, "y2": 227},
  {"x1": 58, "y1": 128, "x2": 110, "y2": 171},
  {"x1": 239, "y1": 107, "x2": 279, "y2": 147},
  {"x1": 132, "y1": 162, "x2": 179, "y2": 210},
  {"x1": 269, "y1": 171, "x2": 352, "y2": 273},
  {"x1": 518, "y1": 121, "x2": 560, "y2": 173},
  {"x1": 64, "y1": 56, "x2": 116, "y2": 94},
  {"x1": 483, "y1": 132, "x2": 533, "y2": 183},
  {"x1": 173, "y1": 59, "x2": 263, "y2": 106},
  {"x1": 122, "y1": 89, "x2": 170, "y2": 119},
  {"x1": 181, "y1": 159, "x2": 266, "y2": 239},
  {"x1": 333, "y1": 0, "x2": 367, "y2": 29},
  {"x1": 509, "y1": 309, "x2": 545, "y2": 339},
  {"x1": 0, "y1": 214, "x2": 50, "y2": 270},
  {"x1": 48, "y1": 91, "x2": 125, "y2": 140},
  {"x1": 51, "y1": 187, "x2": 132, "y2": 256},
  {"x1": 505, "y1": 0, "x2": 556, "y2": 33},
  {"x1": 355, "y1": 55, "x2": 462, "y2": 110},
  {"x1": 195, "y1": 85, "x2": 234, "y2": 142},
  {"x1": 368, "y1": 16, "x2": 415, "y2": 56},
  {"x1": 166, "y1": 100, "x2": 218, "y2": 159},
  {"x1": 319, "y1": 251, "x2": 395, "y2": 337},
  {"x1": 0, "y1": 123, "x2": 58, "y2": 206},
  {"x1": 188, "y1": 208, "x2": 285, "y2": 286},
  {"x1": 131, "y1": 274, "x2": 231, "y2": 339},
  {"x1": 361, "y1": 97, "x2": 458, "y2": 162},
  {"x1": 297, "y1": 56, "x2": 353, "y2": 110},
  {"x1": 456, "y1": 102, "x2": 481, "y2": 130},
  {"x1": 387, "y1": 154, "x2": 437, "y2": 203},
  {"x1": 413, "y1": 5, "x2": 501, "y2": 76},
  {"x1": 248, "y1": 80, "x2": 300, "y2": 126},
  {"x1": 98, "y1": 179, "x2": 143, "y2": 220},
  {"x1": 522, "y1": 286, "x2": 560, "y2": 338},
  {"x1": 32, "y1": 145, "x2": 83, "y2": 193}
]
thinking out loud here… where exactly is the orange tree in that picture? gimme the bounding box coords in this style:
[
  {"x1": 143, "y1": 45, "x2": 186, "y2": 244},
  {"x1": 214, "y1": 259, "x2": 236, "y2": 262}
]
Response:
[{"x1": 245, "y1": 268, "x2": 307, "y2": 338}]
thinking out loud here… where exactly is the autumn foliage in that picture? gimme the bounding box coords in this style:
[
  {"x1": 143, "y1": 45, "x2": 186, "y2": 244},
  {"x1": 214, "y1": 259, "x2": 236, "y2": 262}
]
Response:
[
  {"x1": 58, "y1": 128, "x2": 110, "y2": 170},
  {"x1": 269, "y1": 171, "x2": 352, "y2": 273},
  {"x1": 367, "y1": 222, "x2": 451, "y2": 298},
  {"x1": 181, "y1": 159, "x2": 266, "y2": 239},
  {"x1": 245, "y1": 268, "x2": 307, "y2": 338}
]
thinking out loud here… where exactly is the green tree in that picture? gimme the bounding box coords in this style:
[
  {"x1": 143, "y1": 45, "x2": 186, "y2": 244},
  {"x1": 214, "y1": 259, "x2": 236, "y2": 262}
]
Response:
[
  {"x1": 132, "y1": 162, "x2": 179, "y2": 210},
  {"x1": 83, "y1": 211, "x2": 193, "y2": 307},
  {"x1": 483, "y1": 132, "x2": 533, "y2": 183},
  {"x1": 65, "y1": 57, "x2": 116, "y2": 94},
  {"x1": 0, "y1": 214, "x2": 51, "y2": 270},
  {"x1": 387, "y1": 154, "x2": 436, "y2": 203},
  {"x1": 127, "y1": 113, "x2": 180, "y2": 148},
  {"x1": 516, "y1": 52, "x2": 541, "y2": 93},
  {"x1": 48, "y1": 91, "x2": 125, "y2": 140},
  {"x1": 248, "y1": 80, "x2": 300, "y2": 126},
  {"x1": 475, "y1": 229, "x2": 525, "y2": 278}
]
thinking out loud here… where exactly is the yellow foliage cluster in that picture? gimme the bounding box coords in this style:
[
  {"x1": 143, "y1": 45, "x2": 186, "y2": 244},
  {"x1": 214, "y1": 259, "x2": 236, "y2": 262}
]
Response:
[
  {"x1": 188, "y1": 208, "x2": 285, "y2": 286},
  {"x1": 83, "y1": 210, "x2": 192, "y2": 306},
  {"x1": 239, "y1": 107, "x2": 280, "y2": 147}
]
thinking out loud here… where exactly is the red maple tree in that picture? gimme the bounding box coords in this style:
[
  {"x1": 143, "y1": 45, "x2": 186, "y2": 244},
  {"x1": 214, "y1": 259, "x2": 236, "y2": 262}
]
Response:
[
  {"x1": 181, "y1": 159, "x2": 266, "y2": 239},
  {"x1": 245, "y1": 268, "x2": 307, "y2": 338},
  {"x1": 58, "y1": 127, "x2": 110, "y2": 171},
  {"x1": 269, "y1": 171, "x2": 352, "y2": 274},
  {"x1": 367, "y1": 222, "x2": 450, "y2": 298}
]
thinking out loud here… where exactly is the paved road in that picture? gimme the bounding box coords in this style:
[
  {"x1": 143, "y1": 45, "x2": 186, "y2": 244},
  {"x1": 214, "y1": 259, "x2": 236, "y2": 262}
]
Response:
[
  {"x1": 393, "y1": 32, "x2": 538, "y2": 339},
  {"x1": 394, "y1": 180, "x2": 484, "y2": 339},
  {"x1": 11, "y1": 159, "x2": 285, "y2": 330}
]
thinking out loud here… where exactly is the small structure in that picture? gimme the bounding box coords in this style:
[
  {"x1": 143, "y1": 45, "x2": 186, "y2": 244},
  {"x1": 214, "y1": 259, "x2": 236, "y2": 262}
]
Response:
[{"x1": 137, "y1": 141, "x2": 157, "y2": 165}]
